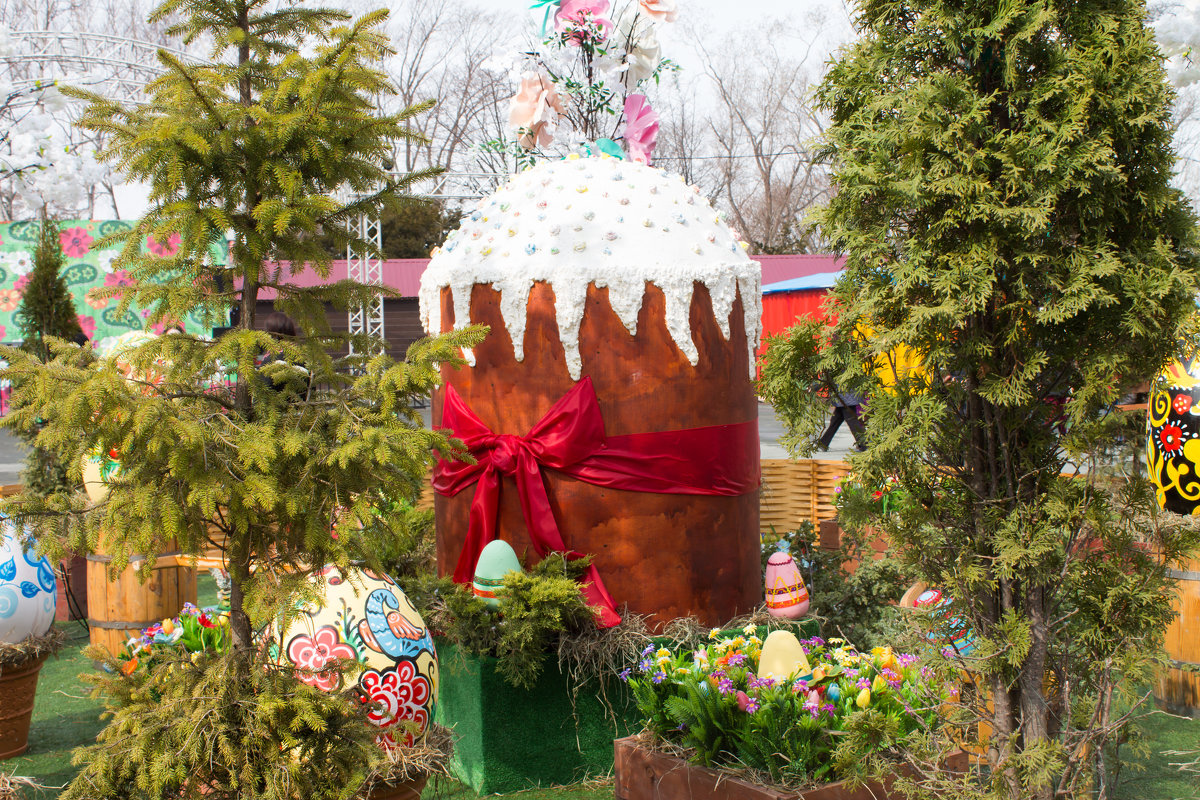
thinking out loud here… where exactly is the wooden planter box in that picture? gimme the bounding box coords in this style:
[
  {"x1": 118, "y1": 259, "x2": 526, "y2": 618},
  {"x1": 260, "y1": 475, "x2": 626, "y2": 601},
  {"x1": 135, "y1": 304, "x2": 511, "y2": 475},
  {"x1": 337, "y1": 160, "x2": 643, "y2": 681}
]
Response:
[
  {"x1": 433, "y1": 638, "x2": 640, "y2": 793},
  {"x1": 614, "y1": 735, "x2": 967, "y2": 800}
]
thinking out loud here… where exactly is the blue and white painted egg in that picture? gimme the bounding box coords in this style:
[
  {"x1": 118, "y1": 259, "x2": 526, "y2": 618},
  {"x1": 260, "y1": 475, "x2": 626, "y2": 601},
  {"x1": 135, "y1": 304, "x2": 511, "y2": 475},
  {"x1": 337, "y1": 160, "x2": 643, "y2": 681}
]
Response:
[{"x1": 0, "y1": 520, "x2": 57, "y2": 643}]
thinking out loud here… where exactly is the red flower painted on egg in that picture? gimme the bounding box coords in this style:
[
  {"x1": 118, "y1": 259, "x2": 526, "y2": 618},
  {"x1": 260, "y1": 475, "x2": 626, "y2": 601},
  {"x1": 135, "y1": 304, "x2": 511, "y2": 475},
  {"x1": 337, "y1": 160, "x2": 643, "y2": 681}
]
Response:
[
  {"x1": 358, "y1": 660, "x2": 431, "y2": 749},
  {"x1": 1159, "y1": 424, "x2": 1185, "y2": 454},
  {"x1": 286, "y1": 625, "x2": 358, "y2": 692},
  {"x1": 1173, "y1": 394, "x2": 1193, "y2": 415}
]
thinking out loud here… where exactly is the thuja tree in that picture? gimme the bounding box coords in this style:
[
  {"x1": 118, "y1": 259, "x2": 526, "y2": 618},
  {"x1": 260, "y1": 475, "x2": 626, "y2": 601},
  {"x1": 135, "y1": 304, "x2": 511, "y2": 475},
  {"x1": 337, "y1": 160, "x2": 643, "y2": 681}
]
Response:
[
  {"x1": 761, "y1": 1, "x2": 1200, "y2": 797},
  {"x1": 0, "y1": 1, "x2": 480, "y2": 798},
  {"x1": 18, "y1": 214, "x2": 83, "y2": 498}
]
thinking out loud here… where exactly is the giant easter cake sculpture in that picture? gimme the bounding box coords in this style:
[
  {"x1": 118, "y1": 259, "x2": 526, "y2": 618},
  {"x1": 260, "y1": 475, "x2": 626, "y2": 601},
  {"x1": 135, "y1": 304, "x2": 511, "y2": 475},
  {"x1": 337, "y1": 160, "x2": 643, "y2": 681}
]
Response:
[
  {"x1": 421, "y1": 154, "x2": 762, "y2": 628},
  {"x1": 1148, "y1": 344, "x2": 1200, "y2": 513}
]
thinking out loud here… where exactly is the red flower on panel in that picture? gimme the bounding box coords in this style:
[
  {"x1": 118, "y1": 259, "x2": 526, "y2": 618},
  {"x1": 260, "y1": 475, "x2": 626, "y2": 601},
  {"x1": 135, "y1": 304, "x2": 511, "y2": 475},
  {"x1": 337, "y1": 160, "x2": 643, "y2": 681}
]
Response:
[
  {"x1": 147, "y1": 233, "x2": 181, "y2": 257},
  {"x1": 60, "y1": 227, "x2": 93, "y2": 258},
  {"x1": 358, "y1": 660, "x2": 431, "y2": 749},
  {"x1": 286, "y1": 626, "x2": 358, "y2": 692},
  {"x1": 1159, "y1": 424, "x2": 1185, "y2": 455}
]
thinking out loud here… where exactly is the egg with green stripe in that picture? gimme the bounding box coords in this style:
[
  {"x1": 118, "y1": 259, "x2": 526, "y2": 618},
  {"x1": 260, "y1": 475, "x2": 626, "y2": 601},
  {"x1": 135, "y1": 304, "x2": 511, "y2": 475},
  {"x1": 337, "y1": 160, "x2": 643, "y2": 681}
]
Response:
[{"x1": 472, "y1": 540, "x2": 523, "y2": 609}]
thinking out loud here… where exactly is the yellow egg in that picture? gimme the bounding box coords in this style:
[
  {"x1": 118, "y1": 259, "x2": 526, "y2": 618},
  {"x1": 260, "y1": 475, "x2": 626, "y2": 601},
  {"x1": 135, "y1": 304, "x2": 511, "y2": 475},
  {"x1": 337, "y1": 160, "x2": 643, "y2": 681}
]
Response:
[{"x1": 757, "y1": 630, "x2": 812, "y2": 681}]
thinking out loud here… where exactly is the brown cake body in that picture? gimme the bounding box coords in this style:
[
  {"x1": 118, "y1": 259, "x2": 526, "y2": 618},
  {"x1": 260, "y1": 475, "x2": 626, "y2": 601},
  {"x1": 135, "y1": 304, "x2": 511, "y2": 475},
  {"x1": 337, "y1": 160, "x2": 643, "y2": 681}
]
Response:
[{"x1": 432, "y1": 279, "x2": 760, "y2": 628}]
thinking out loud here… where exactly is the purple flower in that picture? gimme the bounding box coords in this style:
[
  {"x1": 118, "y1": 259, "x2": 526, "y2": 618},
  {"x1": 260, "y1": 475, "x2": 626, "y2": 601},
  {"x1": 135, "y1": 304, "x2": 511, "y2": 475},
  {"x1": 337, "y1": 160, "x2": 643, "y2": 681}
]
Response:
[
  {"x1": 856, "y1": 677, "x2": 870, "y2": 690},
  {"x1": 718, "y1": 678, "x2": 734, "y2": 695},
  {"x1": 710, "y1": 669, "x2": 727, "y2": 680},
  {"x1": 920, "y1": 666, "x2": 934, "y2": 680},
  {"x1": 652, "y1": 671, "x2": 666, "y2": 684},
  {"x1": 745, "y1": 697, "x2": 761, "y2": 714},
  {"x1": 639, "y1": 659, "x2": 653, "y2": 672},
  {"x1": 820, "y1": 703, "x2": 836, "y2": 716},
  {"x1": 897, "y1": 653, "x2": 917, "y2": 667},
  {"x1": 748, "y1": 676, "x2": 776, "y2": 690},
  {"x1": 941, "y1": 646, "x2": 955, "y2": 658},
  {"x1": 792, "y1": 679, "x2": 809, "y2": 693},
  {"x1": 727, "y1": 653, "x2": 747, "y2": 666},
  {"x1": 641, "y1": 644, "x2": 655, "y2": 657},
  {"x1": 619, "y1": 668, "x2": 632, "y2": 682},
  {"x1": 844, "y1": 668, "x2": 859, "y2": 679}
]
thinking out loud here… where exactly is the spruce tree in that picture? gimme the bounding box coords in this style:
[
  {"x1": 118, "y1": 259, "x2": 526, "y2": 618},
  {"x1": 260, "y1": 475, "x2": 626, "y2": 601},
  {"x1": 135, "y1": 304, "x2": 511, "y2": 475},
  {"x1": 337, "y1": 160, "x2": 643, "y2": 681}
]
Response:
[
  {"x1": 0, "y1": 2, "x2": 481, "y2": 797},
  {"x1": 761, "y1": 1, "x2": 1200, "y2": 797},
  {"x1": 18, "y1": 214, "x2": 84, "y2": 498}
]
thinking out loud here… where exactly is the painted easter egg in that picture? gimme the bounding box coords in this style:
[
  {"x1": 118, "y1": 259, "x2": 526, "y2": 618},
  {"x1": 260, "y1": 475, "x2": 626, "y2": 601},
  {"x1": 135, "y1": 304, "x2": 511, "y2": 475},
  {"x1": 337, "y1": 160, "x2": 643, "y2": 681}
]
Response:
[
  {"x1": 0, "y1": 520, "x2": 57, "y2": 643},
  {"x1": 915, "y1": 588, "x2": 974, "y2": 656},
  {"x1": 1148, "y1": 346, "x2": 1200, "y2": 514},
  {"x1": 81, "y1": 447, "x2": 122, "y2": 505},
  {"x1": 757, "y1": 630, "x2": 812, "y2": 681},
  {"x1": 276, "y1": 565, "x2": 437, "y2": 750},
  {"x1": 764, "y1": 541, "x2": 809, "y2": 619},
  {"x1": 472, "y1": 539, "x2": 523, "y2": 609}
]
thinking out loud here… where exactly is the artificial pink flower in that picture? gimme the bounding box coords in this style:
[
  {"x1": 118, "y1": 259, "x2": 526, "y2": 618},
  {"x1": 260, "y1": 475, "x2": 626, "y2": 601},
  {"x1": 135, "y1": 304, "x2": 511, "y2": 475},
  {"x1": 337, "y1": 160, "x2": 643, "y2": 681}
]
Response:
[
  {"x1": 60, "y1": 227, "x2": 93, "y2": 258},
  {"x1": 508, "y1": 72, "x2": 564, "y2": 149},
  {"x1": 77, "y1": 315, "x2": 96, "y2": 341},
  {"x1": 13, "y1": 274, "x2": 29, "y2": 292},
  {"x1": 638, "y1": 0, "x2": 677, "y2": 22},
  {"x1": 555, "y1": 0, "x2": 614, "y2": 44},
  {"x1": 146, "y1": 232, "x2": 181, "y2": 257},
  {"x1": 622, "y1": 93, "x2": 659, "y2": 164}
]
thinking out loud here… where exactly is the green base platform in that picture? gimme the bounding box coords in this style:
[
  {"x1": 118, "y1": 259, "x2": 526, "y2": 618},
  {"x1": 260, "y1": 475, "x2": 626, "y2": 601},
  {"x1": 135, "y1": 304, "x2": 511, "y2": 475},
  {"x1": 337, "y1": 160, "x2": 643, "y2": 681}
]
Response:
[{"x1": 433, "y1": 620, "x2": 820, "y2": 794}]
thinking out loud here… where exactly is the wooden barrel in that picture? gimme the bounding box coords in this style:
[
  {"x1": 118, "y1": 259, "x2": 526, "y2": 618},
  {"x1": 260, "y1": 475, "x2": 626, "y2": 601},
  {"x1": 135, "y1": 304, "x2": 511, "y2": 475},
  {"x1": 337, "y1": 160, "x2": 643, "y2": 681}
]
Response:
[
  {"x1": 1157, "y1": 558, "x2": 1200, "y2": 716},
  {"x1": 432, "y1": 279, "x2": 760, "y2": 628},
  {"x1": 86, "y1": 547, "x2": 197, "y2": 657}
]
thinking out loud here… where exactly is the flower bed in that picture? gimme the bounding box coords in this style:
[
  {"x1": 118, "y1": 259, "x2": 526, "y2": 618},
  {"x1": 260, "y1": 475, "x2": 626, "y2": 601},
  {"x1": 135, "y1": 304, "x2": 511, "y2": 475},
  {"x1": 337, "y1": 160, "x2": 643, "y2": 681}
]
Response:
[{"x1": 626, "y1": 628, "x2": 946, "y2": 789}]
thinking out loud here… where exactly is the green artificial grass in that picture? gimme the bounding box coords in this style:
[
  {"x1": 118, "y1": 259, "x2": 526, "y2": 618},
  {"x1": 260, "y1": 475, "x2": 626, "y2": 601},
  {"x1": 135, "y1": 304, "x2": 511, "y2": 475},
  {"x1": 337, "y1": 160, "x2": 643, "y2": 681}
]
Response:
[
  {"x1": 4, "y1": 577, "x2": 1199, "y2": 800},
  {"x1": 1115, "y1": 710, "x2": 1200, "y2": 800},
  {"x1": 4, "y1": 621, "x2": 103, "y2": 796}
]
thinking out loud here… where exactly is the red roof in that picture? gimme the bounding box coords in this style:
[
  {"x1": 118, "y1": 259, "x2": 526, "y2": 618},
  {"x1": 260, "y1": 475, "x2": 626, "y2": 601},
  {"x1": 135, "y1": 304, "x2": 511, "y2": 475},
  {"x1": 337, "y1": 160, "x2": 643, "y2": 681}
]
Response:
[
  {"x1": 255, "y1": 259, "x2": 427, "y2": 300},
  {"x1": 254, "y1": 254, "x2": 840, "y2": 300},
  {"x1": 755, "y1": 254, "x2": 845, "y2": 285}
]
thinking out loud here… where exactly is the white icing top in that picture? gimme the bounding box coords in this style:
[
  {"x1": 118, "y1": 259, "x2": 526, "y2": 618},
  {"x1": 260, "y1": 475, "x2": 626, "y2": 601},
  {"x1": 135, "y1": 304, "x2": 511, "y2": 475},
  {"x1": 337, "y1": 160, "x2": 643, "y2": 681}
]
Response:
[{"x1": 419, "y1": 154, "x2": 762, "y2": 380}]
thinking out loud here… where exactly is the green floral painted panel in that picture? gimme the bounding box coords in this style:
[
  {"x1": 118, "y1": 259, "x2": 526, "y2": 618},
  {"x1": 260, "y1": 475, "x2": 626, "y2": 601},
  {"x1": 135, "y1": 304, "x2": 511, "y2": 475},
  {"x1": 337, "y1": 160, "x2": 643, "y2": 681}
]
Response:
[{"x1": 0, "y1": 220, "x2": 228, "y2": 346}]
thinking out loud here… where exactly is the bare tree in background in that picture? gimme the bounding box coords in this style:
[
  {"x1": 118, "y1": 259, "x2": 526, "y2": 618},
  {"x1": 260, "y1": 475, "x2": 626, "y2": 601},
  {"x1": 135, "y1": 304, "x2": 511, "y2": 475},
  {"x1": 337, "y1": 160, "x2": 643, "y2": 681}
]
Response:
[
  {"x1": 341, "y1": 0, "x2": 515, "y2": 177},
  {"x1": 696, "y1": 23, "x2": 832, "y2": 254}
]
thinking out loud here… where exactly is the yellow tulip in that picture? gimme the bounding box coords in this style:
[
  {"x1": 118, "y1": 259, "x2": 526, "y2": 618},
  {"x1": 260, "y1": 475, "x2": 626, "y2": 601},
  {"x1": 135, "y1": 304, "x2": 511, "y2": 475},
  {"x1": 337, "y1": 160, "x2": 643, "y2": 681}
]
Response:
[
  {"x1": 872, "y1": 674, "x2": 888, "y2": 693},
  {"x1": 856, "y1": 688, "x2": 871, "y2": 709},
  {"x1": 812, "y1": 666, "x2": 826, "y2": 681}
]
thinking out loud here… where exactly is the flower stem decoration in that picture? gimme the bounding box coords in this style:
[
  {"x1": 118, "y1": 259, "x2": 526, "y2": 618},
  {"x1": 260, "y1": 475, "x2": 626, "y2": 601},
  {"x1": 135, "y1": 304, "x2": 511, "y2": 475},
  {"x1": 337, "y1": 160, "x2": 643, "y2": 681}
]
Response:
[{"x1": 499, "y1": 0, "x2": 677, "y2": 164}]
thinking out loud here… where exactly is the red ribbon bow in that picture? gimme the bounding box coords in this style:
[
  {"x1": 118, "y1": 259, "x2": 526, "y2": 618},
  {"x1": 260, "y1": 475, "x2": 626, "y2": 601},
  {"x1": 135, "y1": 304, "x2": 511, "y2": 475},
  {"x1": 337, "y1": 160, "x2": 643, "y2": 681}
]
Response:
[{"x1": 433, "y1": 378, "x2": 760, "y2": 629}]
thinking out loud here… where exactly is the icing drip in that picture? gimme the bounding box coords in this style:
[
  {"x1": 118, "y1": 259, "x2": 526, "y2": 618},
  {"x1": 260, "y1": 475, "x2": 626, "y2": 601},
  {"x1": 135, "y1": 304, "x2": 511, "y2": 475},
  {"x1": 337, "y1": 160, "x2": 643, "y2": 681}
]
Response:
[{"x1": 420, "y1": 155, "x2": 762, "y2": 380}]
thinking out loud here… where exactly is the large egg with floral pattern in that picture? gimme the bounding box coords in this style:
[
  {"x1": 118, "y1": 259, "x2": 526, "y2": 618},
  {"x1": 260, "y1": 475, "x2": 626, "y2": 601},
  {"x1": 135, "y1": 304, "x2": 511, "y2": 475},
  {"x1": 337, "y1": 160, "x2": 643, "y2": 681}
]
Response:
[
  {"x1": 275, "y1": 565, "x2": 437, "y2": 750},
  {"x1": 0, "y1": 520, "x2": 57, "y2": 643},
  {"x1": 1148, "y1": 346, "x2": 1200, "y2": 514}
]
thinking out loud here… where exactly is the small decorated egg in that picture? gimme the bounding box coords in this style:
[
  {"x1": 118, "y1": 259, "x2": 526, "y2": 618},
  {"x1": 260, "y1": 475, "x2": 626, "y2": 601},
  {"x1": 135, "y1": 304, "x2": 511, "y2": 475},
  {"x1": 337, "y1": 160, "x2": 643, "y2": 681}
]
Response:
[
  {"x1": 757, "y1": 630, "x2": 811, "y2": 681},
  {"x1": 472, "y1": 539, "x2": 522, "y2": 609},
  {"x1": 764, "y1": 540, "x2": 809, "y2": 619},
  {"x1": 275, "y1": 565, "x2": 437, "y2": 750},
  {"x1": 915, "y1": 588, "x2": 975, "y2": 655},
  {"x1": 81, "y1": 446, "x2": 122, "y2": 505},
  {"x1": 0, "y1": 520, "x2": 57, "y2": 643}
]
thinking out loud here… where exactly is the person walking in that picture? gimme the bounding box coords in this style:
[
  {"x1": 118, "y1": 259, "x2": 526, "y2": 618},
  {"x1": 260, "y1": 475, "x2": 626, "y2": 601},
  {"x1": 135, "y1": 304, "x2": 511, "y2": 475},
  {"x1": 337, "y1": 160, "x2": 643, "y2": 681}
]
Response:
[{"x1": 817, "y1": 382, "x2": 867, "y2": 452}]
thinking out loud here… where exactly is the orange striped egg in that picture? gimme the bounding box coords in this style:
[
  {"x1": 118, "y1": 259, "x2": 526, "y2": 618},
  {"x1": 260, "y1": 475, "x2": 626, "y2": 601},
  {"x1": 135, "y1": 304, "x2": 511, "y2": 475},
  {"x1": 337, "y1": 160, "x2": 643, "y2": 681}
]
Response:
[{"x1": 764, "y1": 541, "x2": 809, "y2": 619}]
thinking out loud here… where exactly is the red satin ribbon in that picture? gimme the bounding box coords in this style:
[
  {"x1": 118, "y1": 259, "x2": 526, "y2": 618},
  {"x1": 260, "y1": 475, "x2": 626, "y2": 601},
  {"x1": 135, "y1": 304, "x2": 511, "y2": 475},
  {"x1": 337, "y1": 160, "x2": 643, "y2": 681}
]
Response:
[{"x1": 432, "y1": 377, "x2": 760, "y2": 629}]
